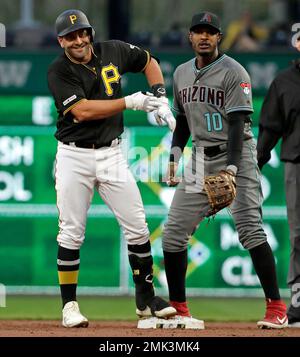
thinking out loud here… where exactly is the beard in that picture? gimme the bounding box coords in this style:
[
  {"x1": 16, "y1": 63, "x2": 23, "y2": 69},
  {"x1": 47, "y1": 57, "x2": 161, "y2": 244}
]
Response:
[{"x1": 67, "y1": 43, "x2": 90, "y2": 62}]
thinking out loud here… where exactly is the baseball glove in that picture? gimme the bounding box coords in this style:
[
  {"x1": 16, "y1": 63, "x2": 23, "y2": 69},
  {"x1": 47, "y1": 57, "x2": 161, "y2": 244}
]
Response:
[{"x1": 204, "y1": 170, "x2": 236, "y2": 216}]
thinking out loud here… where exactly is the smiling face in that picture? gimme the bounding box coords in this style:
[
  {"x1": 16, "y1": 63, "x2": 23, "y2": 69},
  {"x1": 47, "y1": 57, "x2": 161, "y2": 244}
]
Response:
[
  {"x1": 189, "y1": 25, "x2": 221, "y2": 57},
  {"x1": 58, "y1": 28, "x2": 92, "y2": 63}
]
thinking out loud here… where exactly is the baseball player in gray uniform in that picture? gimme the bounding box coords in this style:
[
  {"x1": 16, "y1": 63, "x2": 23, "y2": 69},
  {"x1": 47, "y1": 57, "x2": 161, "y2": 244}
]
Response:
[{"x1": 161, "y1": 12, "x2": 287, "y2": 329}]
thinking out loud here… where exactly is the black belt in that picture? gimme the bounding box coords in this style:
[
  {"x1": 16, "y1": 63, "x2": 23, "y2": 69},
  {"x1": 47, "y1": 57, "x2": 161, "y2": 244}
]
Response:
[
  {"x1": 63, "y1": 137, "x2": 120, "y2": 149},
  {"x1": 204, "y1": 144, "x2": 227, "y2": 157}
]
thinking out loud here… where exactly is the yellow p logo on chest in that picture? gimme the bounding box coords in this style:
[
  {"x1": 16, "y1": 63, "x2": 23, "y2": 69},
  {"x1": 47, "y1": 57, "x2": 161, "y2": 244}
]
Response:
[{"x1": 101, "y1": 63, "x2": 121, "y2": 96}]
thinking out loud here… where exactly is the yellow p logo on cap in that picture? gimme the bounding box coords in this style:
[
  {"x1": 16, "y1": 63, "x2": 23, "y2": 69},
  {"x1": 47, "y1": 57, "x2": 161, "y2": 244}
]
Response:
[{"x1": 69, "y1": 15, "x2": 77, "y2": 24}]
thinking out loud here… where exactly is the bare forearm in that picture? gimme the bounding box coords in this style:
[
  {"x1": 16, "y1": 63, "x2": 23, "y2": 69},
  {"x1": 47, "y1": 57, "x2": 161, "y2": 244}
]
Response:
[
  {"x1": 71, "y1": 98, "x2": 126, "y2": 122},
  {"x1": 144, "y1": 58, "x2": 164, "y2": 87}
]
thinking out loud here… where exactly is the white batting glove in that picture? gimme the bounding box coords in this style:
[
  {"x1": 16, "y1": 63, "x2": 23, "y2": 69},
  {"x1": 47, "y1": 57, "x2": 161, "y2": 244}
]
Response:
[
  {"x1": 125, "y1": 91, "x2": 160, "y2": 112},
  {"x1": 153, "y1": 98, "x2": 176, "y2": 132},
  {"x1": 153, "y1": 97, "x2": 168, "y2": 126}
]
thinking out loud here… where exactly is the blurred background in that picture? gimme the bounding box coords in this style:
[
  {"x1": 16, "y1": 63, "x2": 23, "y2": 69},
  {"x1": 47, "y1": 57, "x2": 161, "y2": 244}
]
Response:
[
  {"x1": 1, "y1": 0, "x2": 300, "y2": 50},
  {"x1": 0, "y1": 0, "x2": 298, "y2": 298},
  {"x1": 1, "y1": 0, "x2": 299, "y2": 50}
]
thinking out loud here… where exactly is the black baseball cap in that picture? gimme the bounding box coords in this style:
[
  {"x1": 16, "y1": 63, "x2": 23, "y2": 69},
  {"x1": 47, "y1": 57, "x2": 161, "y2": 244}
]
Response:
[{"x1": 190, "y1": 12, "x2": 222, "y2": 33}]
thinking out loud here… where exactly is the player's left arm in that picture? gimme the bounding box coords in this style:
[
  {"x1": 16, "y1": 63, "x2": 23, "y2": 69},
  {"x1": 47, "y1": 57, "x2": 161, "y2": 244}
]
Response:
[
  {"x1": 115, "y1": 40, "x2": 165, "y2": 91},
  {"x1": 116, "y1": 41, "x2": 175, "y2": 130},
  {"x1": 224, "y1": 67, "x2": 254, "y2": 175},
  {"x1": 143, "y1": 57, "x2": 163, "y2": 85},
  {"x1": 143, "y1": 57, "x2": 165, "y2": 92},
  {"x1": 143, "y1": 57, "x2": 176, "y2": 131},
  {"x1": 227, "y1": 111, "x2": 249, "y2": 175}
]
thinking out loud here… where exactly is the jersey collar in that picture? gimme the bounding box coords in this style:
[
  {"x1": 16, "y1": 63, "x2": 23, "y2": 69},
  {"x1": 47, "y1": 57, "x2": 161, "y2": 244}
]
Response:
[
  {"x1": 192, "y1": 53, "x2": 226, "y2": 76},
  {"x1": 64, "y1": 44, "x2": 98, "y2": 75}
]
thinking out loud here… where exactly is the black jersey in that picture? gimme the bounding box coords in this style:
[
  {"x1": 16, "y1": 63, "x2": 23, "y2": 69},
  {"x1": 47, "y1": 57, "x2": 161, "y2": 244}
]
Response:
[
  {"x1": 258, "y1": 61, "x2": 300, "y2": 162},
  {"x1": 47, "y1": 40, "x2": 150, "y2": 144}
]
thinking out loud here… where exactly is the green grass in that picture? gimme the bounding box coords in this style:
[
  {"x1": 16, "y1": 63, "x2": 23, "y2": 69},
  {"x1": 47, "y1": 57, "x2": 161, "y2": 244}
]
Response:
[{"x1": 0, "y1": 296, "x2": 286, "y2": 321}]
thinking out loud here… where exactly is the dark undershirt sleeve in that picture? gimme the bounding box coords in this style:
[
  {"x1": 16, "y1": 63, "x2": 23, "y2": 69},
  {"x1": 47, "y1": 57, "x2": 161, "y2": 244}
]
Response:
[
  {"x1": 227, "y1": 111, "x2": 247, "y2": 170},
  {"x1": 169, "y1": 114, "x2": 190, "y2": 163}
]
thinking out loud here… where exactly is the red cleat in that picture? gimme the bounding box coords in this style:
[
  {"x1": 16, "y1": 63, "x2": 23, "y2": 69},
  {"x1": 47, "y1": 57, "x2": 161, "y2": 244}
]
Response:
[
  {"x1": 257, "y1": 299, "x2": 288, "y2": 329},
  {"x1": 170, "y1": 301, "x2": 191, "y2": 317}
]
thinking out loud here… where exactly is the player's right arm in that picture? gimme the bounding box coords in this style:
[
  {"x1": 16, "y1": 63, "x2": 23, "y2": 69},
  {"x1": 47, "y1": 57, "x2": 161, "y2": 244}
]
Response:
[
  {"x1": 166, "y1": 72, "x2": 190, "y2": 186},
  {"x1": 166, "y1": 114, "x2": 190, "y2": 186},
  {"x1": 70, "y1": 98, "x2": 125, "y2": 121},
  {"x1": 170, "y1": 114, "x2": 190, "y2": 163},
  {"x1": 70, "y1": 93, "x2": 159, "y2": 122},
  {"x1": 47, "y1": 61, "x2": 159, "y2": 123}
]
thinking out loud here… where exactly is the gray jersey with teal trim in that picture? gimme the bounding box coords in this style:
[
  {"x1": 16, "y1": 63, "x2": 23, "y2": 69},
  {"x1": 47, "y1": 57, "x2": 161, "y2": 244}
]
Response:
[{"x1": 173, "y1": 54, "x2": 253, "y2": 147}]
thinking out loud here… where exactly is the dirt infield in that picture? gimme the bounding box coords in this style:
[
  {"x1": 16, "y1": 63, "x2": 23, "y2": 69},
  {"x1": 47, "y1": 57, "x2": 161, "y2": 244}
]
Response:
[{"x1": 1, "y1": 320, "x2": 300, "y2": 337}]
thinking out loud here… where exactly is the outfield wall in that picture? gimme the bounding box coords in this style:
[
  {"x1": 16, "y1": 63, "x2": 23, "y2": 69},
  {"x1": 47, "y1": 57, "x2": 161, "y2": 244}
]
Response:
[{"x1": 0, "y1": 124, "x2": 289, "y2": 297}]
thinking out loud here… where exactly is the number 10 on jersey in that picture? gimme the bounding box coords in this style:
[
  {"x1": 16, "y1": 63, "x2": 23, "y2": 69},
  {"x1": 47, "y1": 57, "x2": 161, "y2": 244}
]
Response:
[{"x1": 204, "y1": 112, "x2": 223, "y2": 132}]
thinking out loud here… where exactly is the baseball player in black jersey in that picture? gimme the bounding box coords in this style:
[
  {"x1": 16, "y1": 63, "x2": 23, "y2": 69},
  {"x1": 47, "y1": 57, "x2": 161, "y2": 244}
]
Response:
[
  {"x1": 257, "y1": 37, "x2": 300, "y2": 328},
  {"x1": 47, "y1": 9, "x2": 176, "y2": 328},
  {"x1": 161, "y1": 12, "x2": 287, "y2": 329}
]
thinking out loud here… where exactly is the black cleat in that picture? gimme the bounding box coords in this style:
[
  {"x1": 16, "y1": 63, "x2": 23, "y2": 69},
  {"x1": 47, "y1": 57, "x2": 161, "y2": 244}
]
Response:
[{"x1": 136, "y1": 296, "x2": 177, "y2": 319}]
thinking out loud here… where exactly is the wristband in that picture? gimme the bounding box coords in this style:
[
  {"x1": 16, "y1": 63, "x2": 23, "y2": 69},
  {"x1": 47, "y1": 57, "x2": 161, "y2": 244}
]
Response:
[
  {"x1": 226, "y1": 165, "x2": 238, "y2": 176},
  {"x1": 151, "y1": 83, "x2": 166, "y2": 97}
]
